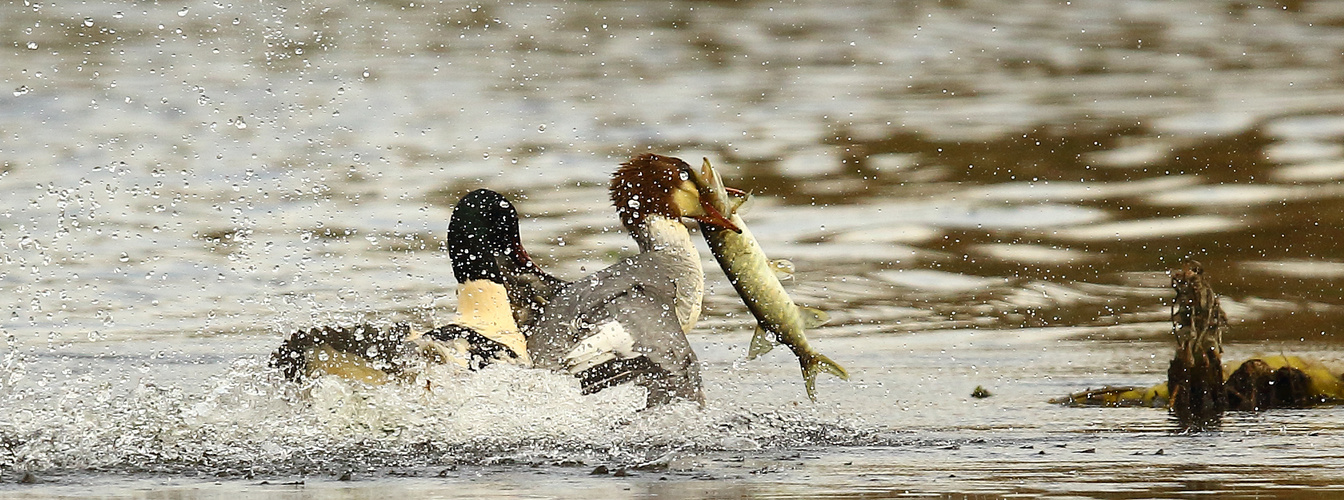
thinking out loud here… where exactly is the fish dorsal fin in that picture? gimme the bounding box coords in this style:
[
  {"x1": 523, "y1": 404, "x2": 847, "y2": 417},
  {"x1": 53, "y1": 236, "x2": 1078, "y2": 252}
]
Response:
[
  {"x1": 800, "y1": 306, "x2": 829, "y2": 329},
  {"x1": 747, "y1": 326, "x2": 776, "y2": 360},
  {"x1": 728, "y1": 189, "x2": 753, "y2": 215}
]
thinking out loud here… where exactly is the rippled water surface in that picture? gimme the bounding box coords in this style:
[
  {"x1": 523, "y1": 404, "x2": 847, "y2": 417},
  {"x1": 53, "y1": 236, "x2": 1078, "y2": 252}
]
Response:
[{"x1": 5, "y1": 0, "x2": 1344, "y2": 497}]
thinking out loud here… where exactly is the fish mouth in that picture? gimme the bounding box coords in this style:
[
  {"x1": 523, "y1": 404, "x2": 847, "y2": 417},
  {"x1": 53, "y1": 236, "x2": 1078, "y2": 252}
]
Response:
[
  {"x1": 687, "y1": 157, "x2": 743, "y2": 233},
  {"x1": 691, "y1": 197, "x2": 741, "y2": 233}
]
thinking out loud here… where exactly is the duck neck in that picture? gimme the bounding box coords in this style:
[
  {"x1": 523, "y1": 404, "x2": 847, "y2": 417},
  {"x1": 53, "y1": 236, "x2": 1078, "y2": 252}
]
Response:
[
  {"x1": 629, "y1": 214, "x2": 705, "y2": 332},
  {"x1": 454, "y1": 279, "x2": 530, "y2": 365}
]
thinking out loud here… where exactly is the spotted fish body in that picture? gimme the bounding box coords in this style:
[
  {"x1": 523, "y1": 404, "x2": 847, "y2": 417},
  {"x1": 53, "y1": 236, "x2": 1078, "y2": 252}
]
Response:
[{"x1": 692, "y1": 158, "x2": 848, "y2": 401}]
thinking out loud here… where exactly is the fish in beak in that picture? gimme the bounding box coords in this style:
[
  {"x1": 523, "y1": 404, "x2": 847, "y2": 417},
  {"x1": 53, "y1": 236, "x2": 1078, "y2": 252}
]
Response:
[
  {"x1": 670, "y1": 164, "x2": 742, "y2": 233},
  {"x1": 692, "y1": 196, "x2": 741, "y2": 233},
  {"x1": 680, "y1": 158, "x2": 741, "y2": 233}
]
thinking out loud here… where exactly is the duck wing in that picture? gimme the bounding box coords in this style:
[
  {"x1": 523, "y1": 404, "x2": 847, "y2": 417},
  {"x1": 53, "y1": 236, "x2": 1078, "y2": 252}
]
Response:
[
  {"x1": 270, "y1": 323, "x2": 412, "y2": 382},
  {"x1": 526, "y1": 253, "x2": 703, "y2": 407},
  {"x1": 497, "y1": 253, "x2": 566, "y2": 329}
]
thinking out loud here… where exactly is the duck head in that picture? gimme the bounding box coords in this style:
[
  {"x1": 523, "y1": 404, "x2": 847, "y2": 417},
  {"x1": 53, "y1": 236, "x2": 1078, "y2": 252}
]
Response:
[
  {"x1": 448, "y1": 189, "x2": 537, "y2": 283},
  {"x1": 610, "y1": 153, "x2": 740, "y2": 233}
]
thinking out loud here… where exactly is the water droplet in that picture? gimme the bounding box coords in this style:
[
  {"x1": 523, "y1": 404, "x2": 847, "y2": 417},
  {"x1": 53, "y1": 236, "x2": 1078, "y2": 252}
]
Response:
[
  {"x1": 483, "y1": 152, "x2": 490, "y2": 159},
  {"x1": 119, "y1": 253, "x2": 130, "y2": 262},
  {"x1": 12, "y1": 86, "x2": 30, "y2": 97},
  {"x1": 362, "y1": 70, "x2": 370, "y2": 78},
  {"x1": 113, "y1": 12, "x2": 124, "y2": 19},
  {"x1": 26, "y1": 42, "x2": 37, "y2": 50},
  {"x1": 177, "y1": 7, "x2": 188, "y2": 16},
  {"x1": 538, "y1": 124, "x2": 546, "y2": 132},
  {"x1": 232, "y1": 116, "x2": 247, "y2": 129},
  {"x1": 232, "y1": 17, "x2": 240, "y2": 25},
  {"x1": 83, "y1": 18, "x2": 94, "y2": 27}
]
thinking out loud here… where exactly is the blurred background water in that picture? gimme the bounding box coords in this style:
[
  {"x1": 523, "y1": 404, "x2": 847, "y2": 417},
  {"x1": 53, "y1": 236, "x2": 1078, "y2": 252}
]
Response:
[{"x1": 5, "y1": 0, "x2": 1344, "y2": 497}]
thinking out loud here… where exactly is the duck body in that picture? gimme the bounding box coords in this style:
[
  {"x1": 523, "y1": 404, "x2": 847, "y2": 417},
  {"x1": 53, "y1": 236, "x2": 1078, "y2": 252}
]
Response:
[
  {"x1": 270, "y1": 189, "x2": 539, "y2": 383},
  {"x1": 525, "y1": 154, "x2": 738, "y2": 407},
  {"x1": 527, "y1": 215, "x2": 706, "y2": 405}
]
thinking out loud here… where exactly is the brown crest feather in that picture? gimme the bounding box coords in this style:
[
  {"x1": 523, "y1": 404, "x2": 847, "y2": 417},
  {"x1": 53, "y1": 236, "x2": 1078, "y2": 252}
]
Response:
[{"x1": 610, "y1": 153, "x2": 693, "y2": 229}]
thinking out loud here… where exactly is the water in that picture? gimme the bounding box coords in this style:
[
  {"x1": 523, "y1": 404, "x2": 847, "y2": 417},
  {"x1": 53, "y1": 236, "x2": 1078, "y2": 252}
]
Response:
[{"x1": 4, "y1": 0, "x2": 1344, "y2": 497}]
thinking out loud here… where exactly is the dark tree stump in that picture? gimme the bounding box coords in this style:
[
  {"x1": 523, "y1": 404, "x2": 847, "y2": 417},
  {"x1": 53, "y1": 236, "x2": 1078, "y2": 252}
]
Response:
[{"x1": 1167, "y1": 261, "x2": 1228, "y2": 429}]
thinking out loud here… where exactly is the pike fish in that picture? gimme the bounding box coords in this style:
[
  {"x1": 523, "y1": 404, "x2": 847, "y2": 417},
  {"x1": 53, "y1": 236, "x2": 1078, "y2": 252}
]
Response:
[{"x1": 692, "y1": 158, "x2": 848, "y2": 401}]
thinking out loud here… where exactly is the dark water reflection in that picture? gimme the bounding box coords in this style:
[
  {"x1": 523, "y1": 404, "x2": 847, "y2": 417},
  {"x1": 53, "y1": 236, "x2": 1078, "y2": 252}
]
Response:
[{"x1": 4, "y1": 0, "x2": 1344, "y2": 497}]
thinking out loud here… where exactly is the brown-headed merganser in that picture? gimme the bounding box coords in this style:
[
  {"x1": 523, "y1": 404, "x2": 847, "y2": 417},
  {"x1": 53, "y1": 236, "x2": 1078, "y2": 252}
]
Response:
[{"x1": 525, "y1": 153, "x2": 740, "y2": 407}]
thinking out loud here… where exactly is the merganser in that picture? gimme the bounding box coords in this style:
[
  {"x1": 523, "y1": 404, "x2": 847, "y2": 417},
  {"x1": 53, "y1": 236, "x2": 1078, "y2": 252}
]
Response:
[
  {"x1": 526, "y1": 153, "x2": 740, "y2": 407},
  {"x1": 270, "y1": 189, "x2": 544, "y2": 382}
]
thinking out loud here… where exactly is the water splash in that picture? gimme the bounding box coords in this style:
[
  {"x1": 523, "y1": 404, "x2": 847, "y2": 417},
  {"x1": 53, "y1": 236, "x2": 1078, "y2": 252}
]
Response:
[{"x1": 0, "y1": 354, "x2": 874, "y2": 474}]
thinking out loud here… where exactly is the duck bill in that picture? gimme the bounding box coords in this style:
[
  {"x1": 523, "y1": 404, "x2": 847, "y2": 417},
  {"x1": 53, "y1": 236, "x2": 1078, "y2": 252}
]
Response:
[
  {"x1": 510, "y1": 241, "x2": 540, "y2": 269},
  {"x1": 693, "y1": 198, "x2": 742, "y2": 233}
]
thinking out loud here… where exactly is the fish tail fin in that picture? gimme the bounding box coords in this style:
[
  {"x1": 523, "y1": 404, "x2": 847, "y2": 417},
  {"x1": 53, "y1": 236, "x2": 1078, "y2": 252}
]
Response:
[
  {"x1": 801, "y1": 352, "x2": 850, "y2": 402},
  {"x1": 746, "y1": 326, "x2": 775, "y2": 360}
]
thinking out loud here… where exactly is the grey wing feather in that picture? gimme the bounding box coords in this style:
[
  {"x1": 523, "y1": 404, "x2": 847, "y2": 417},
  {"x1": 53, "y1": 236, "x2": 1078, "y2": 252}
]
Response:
[
  {"x1": 498, "y1": 254, "x2": 566, "y2": 329},
  {"x1": 526, "y1": 253, "x2": 702, "y2": 406}
]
